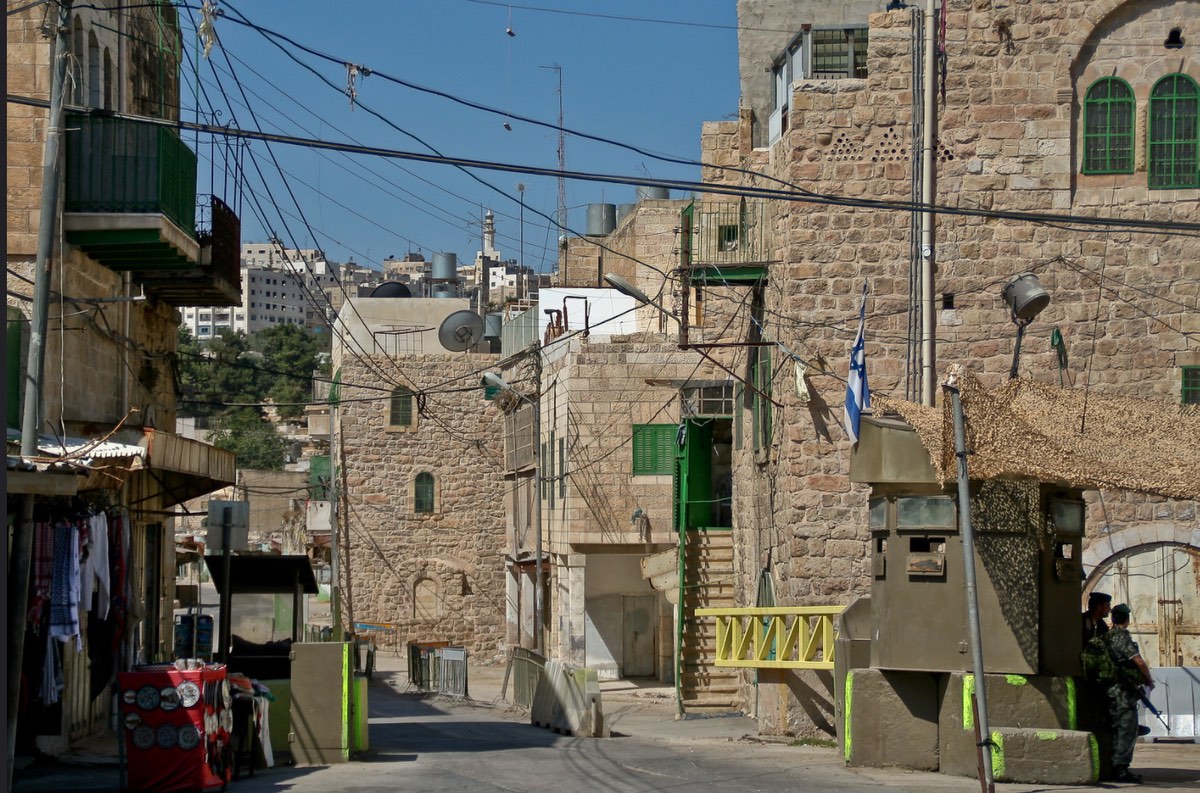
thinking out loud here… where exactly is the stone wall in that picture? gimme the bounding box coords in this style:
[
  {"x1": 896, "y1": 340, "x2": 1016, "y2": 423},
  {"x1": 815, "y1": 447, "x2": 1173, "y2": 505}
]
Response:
[
  {"x1": 719, "y1": 0, "x2": 1198, "y2": 735},
  {"x1": 338, "y1": 354, "x2": 509, "y2": 661}
]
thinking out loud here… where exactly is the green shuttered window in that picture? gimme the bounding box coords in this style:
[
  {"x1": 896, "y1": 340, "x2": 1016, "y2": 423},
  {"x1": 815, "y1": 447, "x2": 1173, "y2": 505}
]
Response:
[
  {"x1": 1184, "y1": 367, "x2": 1200, "y2": 405},
  {"x1": 1149, "y1": 74, "x2": 1200, "y2": 189},
  {"x1": 414, "y1": 472, "x2": 435, "y2": 513},
  {"x1": 389, "y1": 386, "x2": 414, "y2": 427},
  {"x1": 1083, "y1": 78, "x2": 1134, "y2": 174},
  {"x1": 632, "y1": 424, "x2": 676, "y2": 475}
]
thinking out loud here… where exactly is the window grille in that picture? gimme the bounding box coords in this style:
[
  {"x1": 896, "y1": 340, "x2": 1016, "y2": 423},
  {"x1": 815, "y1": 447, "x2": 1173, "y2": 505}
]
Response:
[
  {"x1": 1149, "y1": 74, "x2": 1200, "y2": 189},
  {"x1": 1083, "y1": 78, "x2": 1135, "y2": 174}
]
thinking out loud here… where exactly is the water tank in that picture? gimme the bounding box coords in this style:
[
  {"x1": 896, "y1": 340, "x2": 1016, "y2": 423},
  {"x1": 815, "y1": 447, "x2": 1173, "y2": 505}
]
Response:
[
  {"x1": 616, "y1": 203, "x2": 636, "y2": 224},
  {"x1": 431, "y1": 283, "x2": 456, "y2": 299},
  {"x1": 636, "y1": 186, "x2": 669, "y2": 202},
  {"x1": 586, "y1": 204, "x2": 617, "y2": 236},
  {"x1": 484, "y1": 312, "x2": 503, "y2": 339},
  {"x1": 431, "y1": 252, "x2": 458, "y2": 281},
  {"x1": 370, "y1": 281, "x2": 412, "y2": 298}
]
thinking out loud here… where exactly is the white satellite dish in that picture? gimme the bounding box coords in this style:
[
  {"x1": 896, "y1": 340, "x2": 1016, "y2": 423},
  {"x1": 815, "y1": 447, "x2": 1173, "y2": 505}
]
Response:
[{"x1": 438, "y1": 310, "x2": 485, "y2": 352}]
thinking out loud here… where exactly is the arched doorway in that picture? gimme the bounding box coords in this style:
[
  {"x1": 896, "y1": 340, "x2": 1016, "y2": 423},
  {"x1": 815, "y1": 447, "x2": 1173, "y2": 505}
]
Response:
[{"x1": 1086, "y1": 543, "x2": 1200, "y2": 667}]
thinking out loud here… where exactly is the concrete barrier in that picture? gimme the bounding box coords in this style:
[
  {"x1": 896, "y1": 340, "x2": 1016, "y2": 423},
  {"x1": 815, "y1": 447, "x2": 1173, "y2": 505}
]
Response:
[
  {"x1": 989, "y1": 727, "x2": 1099, "y2": 785},
  {"x1": 938, "y1": 673, "x2": 1078, "y2": 777},
  {"x1": 530, "y1": 661, "x2": 608, "y2": 738},
  {"x1": 844, "y1": 668, "x2": 939, "y2": 770}
]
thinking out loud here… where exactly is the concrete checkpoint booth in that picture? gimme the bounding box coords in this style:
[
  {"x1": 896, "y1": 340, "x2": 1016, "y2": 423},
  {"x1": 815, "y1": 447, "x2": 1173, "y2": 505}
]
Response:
[{"x1": 206, "y1": 554, "x2": 368, "y2": 765}]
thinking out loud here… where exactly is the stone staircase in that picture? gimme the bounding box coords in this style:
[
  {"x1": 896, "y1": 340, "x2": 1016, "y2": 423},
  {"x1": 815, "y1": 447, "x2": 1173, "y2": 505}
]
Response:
[{"x1": 679, "y1": 530, "x2": 741, "y2": 713}]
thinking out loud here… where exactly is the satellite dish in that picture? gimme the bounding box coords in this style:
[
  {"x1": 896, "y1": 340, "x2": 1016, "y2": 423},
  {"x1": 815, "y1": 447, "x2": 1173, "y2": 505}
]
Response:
[{"x1": 438, "y1": 310, "x2": 485, "y2": 352}]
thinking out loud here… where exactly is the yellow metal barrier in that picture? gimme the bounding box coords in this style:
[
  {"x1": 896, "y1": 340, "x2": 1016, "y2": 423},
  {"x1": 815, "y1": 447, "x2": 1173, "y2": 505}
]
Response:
[{"x1": 694, "y1": 606, "x2": 845, "y2": 669}]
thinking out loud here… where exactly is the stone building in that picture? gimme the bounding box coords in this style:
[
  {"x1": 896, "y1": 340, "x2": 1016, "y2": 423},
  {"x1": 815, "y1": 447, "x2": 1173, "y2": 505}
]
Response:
[
  {"x1": 7, "y1": 0, "x2": 237, "y2": 755},
  {"x1": 333, "y1": 297, "x2": 508, "y2": 660},
  {"x1": 706, "y1": 0, "x2": 1199, "y2": 737}
]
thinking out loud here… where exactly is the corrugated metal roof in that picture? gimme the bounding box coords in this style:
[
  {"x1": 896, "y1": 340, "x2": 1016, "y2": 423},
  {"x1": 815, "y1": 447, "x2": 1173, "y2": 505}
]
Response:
[{"x1": 6, "y1": 427, "x2": 146, "y2": 464}]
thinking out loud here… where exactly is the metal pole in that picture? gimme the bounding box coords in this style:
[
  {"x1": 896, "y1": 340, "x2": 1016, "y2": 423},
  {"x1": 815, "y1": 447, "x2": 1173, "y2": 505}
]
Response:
[
  {"x1": 20, "y1": 0, "x2": 72, "y2": 458},
  {"x1": 919, "y1": 0, "x2": 937, "y2": 406},
  {"x1": 1008, "y1": 320, "x2": 1027, "y2": 380},
  {"x1": 219, "y1": 506, "x2": 233, "y2": 661},
  {"x1": 531, "y1": 392, "x2": 544, "y2": 656},
  {"x1": 945, "y1": 375, "x2": 995, "y2": 791},
  {"x1": 10, "y1": 6, "x2": 73, "y2": 784},
  {"x1": 330, "y1": 400, "x2": 342, "y2": 639}
]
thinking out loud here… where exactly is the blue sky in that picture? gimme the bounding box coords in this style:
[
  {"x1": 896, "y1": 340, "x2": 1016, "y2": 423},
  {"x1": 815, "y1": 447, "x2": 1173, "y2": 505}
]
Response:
[{"x1": 186, "y1": 1, "x2": 741, "y2": 271}]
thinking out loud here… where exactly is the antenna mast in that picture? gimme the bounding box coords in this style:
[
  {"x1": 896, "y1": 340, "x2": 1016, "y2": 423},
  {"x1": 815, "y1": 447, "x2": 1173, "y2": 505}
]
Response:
[{"x1": 543, "y1": 64, "x2": 567, "y2": 237}]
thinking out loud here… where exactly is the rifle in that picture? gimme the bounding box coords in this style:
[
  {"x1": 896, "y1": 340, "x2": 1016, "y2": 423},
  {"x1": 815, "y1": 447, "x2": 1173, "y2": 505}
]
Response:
[{"x1": 1139, "y1": 688, "x2": 1169, "y2": 730}]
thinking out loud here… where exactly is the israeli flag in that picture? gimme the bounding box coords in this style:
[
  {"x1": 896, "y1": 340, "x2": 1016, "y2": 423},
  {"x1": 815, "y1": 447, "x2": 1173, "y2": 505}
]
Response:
[{"x1": 843, "y1": 283, "x2": 871, "y2": 444}]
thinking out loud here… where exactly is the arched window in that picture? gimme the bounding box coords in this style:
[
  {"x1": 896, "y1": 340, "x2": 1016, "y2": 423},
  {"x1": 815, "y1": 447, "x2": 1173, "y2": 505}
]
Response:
[
  {"x1": 414, "y1": 472, "x2": 435, "y2": 514},
  {"x1": 87, "y1": 30, "x2": 100, "y2": 108},
  {"x1": 1149, "y1": 74, "x2": 1200, "y2": 189},
  {"x1": 102, "y1": 48, "x2": 112, "y2": 110},
  {"x1": 389, "y1": 386, "x2": 414, "y2": 427},
  {"x1": 1082, "y1": 78, "x2": 1134, "y2": 174},
  {"x1": 70, "y1": 18, "x2": 84, "y2": 105}
]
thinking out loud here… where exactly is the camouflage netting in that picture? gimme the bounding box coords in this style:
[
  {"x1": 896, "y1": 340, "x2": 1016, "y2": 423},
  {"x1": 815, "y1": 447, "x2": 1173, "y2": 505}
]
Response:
[{"x1": 874, "y1": 365, "x2": 1200, "y2": 500}]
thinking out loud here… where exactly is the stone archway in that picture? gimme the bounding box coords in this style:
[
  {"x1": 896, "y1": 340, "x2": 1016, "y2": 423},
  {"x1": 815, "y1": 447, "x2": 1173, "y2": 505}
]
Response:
[{"x1": 1082, "y1": 527, "x2": 1200, "y2": 667}]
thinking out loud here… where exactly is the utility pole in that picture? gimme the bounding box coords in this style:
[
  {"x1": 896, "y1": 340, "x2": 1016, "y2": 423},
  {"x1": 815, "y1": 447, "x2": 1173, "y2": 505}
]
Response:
[
  {"x1": 919, "y1": 0, "x2": 938, "y2": 406},
  {"x1": 9, "y1": 3, "x2": 74, "y2": 786}
]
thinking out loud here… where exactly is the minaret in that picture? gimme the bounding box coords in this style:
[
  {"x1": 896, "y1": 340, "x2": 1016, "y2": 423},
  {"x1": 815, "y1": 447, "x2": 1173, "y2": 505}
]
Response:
[{"x1": 483, "y1": 209, "x2": 497, "y2": 257}]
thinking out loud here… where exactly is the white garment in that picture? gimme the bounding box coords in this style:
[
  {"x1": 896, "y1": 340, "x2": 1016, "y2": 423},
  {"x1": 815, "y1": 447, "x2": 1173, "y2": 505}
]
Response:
[
  {"x1": 80, "y1": 512, "x2": 111, "y2": 619},
  {"x1": 256, "y1": 697, "x2": 274, "y2": 767}
]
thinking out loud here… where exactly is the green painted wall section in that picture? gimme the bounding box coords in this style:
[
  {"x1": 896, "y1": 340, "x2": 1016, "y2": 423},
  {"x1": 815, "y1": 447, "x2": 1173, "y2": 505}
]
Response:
[{"x1": 990, "y1": 730, "x2": 1006, "y2": 780}]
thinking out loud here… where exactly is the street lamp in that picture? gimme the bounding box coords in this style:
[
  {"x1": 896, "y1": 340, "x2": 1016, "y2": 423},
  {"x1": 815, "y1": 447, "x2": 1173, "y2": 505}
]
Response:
[
  {"x1": 484, "y1": 371, "x2": 544, "y2": 656},
  {"x1": 1001, "y1": 272, "x2": 1050, "y2": 380}
]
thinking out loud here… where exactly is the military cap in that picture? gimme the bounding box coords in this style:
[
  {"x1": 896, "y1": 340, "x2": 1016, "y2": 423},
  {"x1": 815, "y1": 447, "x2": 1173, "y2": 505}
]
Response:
[
  {"x1": 1111, "y1": 603, "x2": 1132, "y2": 618},
  {"x1": 1087, "y1": 591, "x2": 1112, "y2": 606}
]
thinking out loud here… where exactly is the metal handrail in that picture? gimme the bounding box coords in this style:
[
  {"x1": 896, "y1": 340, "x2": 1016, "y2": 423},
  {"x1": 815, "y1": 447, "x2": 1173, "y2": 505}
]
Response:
[{"x1": 694, "y1": 606, "x2": 846, "y2": 670}]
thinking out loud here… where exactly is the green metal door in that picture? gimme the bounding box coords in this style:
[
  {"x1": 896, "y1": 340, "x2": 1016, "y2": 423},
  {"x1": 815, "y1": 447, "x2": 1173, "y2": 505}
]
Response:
[{"x1": 674, "y1": 419, "x2": 714, "y2": 531}]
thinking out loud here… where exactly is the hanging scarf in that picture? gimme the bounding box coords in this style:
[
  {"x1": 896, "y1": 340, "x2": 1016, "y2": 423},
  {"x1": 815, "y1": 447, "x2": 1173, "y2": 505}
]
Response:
[{"x1": 48, "y1": 520, "x2": 82, "y2": 649}]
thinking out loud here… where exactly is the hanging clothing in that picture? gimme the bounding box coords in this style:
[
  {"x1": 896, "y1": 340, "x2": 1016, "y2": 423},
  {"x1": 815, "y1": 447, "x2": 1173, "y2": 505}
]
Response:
[
  {"x1": 48, "y1": 520, "x2": 82, "y2": 649},
  {"x1": 81, "y1": 511, "x2": 111, "y2": 619},
  {"x1": 40, "y1": 628, "x2": 63, "y2": 705},
  {"x1": 29, "y1": 518, "x2": 55, "y2": 626}
]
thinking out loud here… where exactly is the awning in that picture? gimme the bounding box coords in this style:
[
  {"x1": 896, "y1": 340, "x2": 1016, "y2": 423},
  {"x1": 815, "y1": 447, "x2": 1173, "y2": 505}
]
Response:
[
  {"x1": 139, "y1": 428, "x2": 236, "y2": 508},
  {"x1": 205, "y1": 554, "x2": 319, "y2": 595}
]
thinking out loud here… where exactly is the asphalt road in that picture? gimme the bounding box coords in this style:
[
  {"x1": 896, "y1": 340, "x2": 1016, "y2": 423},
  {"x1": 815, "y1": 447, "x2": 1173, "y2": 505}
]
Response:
[{"x1": 13, "y1": 668, "x2": 1200, "y2": 793}]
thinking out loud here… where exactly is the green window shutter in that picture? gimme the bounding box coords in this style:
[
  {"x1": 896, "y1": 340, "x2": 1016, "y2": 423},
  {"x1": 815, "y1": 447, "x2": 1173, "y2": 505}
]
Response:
[
  {"x1": 1184, "y1": 367, "x2": 1200, "y2": 405},
  {"x1": 414, "y1": 472, "x2": 435, "y2": 513},
  {"x1": 390, "y1": 387, "x2": 413, "y2": 426},
  {"x1": 1083, "y1": 78, "x2": 1135, "y2": 174},
  {"x1": 1149, "y1": 74, "x2": 1200, "y2": 189},
  {"x1": 633, "y1": 424, "x2": 675, "y2": 475}
]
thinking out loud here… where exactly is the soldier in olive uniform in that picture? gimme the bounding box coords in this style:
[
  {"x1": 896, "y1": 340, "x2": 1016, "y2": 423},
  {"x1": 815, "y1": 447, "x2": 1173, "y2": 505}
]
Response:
[{"x1": 1106, "y1": 603, "x2": 1154, "y2": 784}]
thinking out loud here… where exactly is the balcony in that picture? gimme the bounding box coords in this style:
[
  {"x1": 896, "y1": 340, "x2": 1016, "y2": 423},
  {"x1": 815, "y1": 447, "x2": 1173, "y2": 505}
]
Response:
[
  {"x1": 62, "y1": 113, "x2": 240, "y2": 307},
  {"x1": 681, "y1": 199, "x2": 772, "y2": 283}
]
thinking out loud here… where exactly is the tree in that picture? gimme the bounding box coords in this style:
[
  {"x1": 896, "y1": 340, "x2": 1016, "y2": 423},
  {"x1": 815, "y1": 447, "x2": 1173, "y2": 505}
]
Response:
[
  {"x1": 175, "y1": 327, "x2": 268, "y2": 422},
  {"x1": 206, "y1": 408, "x2": 287, "y2": 471},
  {"x1": 255, "y1": 324, "x2": 326, "y2": 419}
]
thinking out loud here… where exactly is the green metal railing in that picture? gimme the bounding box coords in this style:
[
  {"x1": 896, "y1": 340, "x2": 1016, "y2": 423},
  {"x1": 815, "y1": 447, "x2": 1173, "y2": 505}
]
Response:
[
  {"x1": 681, "y1": 199, "x2": 769, "y2": 271},
  {"x1": 64, "y1": 112, "x2": 198, "y2": 233}
]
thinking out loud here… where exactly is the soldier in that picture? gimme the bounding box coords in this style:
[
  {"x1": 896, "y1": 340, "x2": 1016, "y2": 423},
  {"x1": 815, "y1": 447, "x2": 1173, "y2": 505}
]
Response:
[
  {"x1": 1083, "y1": 591, "x2": 1111, "y2": 643},
  {"x1": 1105, "y1": 603, "x2": 1154, "y2": 784}
]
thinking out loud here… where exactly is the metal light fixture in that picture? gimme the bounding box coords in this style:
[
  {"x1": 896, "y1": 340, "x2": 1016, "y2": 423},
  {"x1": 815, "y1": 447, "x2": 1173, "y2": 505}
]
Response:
[
  {"x1": 483, "y1": 371, "x2": 544, "y2": 656},
  {"x1": 1001, "y1": 272, "x2": 1050, "y2": 380},
  {"x1": 603, "y1": 272, "x2": 680, "y2": 319}
]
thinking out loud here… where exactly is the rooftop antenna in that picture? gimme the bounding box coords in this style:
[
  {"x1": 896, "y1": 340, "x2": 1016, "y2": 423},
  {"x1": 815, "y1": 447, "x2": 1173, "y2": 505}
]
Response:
[{"x1": 542, "y1": 64, "x2": 567, "y2": 240}]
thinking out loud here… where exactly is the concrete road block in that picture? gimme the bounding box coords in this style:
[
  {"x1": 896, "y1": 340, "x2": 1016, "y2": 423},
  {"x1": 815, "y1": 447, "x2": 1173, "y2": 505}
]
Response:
[
  {"x1": 845, "y1": 668, "x2": 939, "y2": 770},
  {"x1": 989, "y1": 727, "x2": 1099, "y2": 785},
  {"x1": 938, "y1": 672, "x2": 1077, "y2": 777},
  {"x1": 530, "y1": 661, "x2": 608, "y2": 738}
]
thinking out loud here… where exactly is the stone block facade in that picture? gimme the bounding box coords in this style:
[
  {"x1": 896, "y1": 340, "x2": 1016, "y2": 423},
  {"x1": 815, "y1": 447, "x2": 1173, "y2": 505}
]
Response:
[
  {"x1": 712, "y1": 0, "x2": 1197, "y2": 736},
  {"x1": 337, "y1": 354, "x2": 509, "y2": 661}
]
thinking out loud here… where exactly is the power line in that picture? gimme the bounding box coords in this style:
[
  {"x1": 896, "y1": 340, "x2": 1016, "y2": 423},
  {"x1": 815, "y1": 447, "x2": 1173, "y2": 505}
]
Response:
[{"x1": 12, "y1": 94, "x2": 1197, "y2": 237}]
